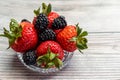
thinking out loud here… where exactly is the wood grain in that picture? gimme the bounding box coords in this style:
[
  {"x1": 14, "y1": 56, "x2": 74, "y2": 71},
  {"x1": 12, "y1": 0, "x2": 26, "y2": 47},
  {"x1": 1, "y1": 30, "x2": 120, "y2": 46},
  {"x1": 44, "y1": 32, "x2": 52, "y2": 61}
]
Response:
[
  {"x1": 0, "y1": 33, "x2": 120, "y2": 80},
  {"x1": 0, "y1": 0, "x2": 120, "y2": 32}
]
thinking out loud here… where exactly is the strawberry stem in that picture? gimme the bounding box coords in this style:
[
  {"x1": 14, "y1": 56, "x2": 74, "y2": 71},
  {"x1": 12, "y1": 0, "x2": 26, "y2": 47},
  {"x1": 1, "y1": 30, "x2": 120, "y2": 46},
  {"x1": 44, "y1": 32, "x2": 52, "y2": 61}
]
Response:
[
  {"x1": 33, "y1": 3, "x2": 52, "y2": 16},
  {"x1": 37, "y1": 47, "x2": 63, "y2": 69},
  {"x1": 42, "y1": 3, "x2": 52, "y2": 16},
  {"x1": 0, "y1": 19, "x2": 22, "y2": 48},
  {"x1": 34, "y1": 7, "x2": 40, "y2": 16},
  {"x1": 75, "y1": 24, "x2": 88, "y2": 53}
]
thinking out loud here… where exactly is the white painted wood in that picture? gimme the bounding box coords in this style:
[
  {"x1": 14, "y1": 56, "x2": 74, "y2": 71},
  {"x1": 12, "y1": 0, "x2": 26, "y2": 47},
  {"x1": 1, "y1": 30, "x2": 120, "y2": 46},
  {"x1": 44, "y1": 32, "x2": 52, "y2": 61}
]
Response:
[{"x1": 0, "y1": 33, "x2": 120, "y2": 80}]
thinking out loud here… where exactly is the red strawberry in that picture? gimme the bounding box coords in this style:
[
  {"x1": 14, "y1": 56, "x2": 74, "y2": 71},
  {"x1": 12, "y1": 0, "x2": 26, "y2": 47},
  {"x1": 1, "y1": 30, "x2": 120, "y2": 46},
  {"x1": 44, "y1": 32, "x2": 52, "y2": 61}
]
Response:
[
  {"x1": 36, "y1": 40, "x2": 64, "y2": 68},
  {"x1": 54, "y1": 29, "x2": 63, "y2": 35},
  {"x1": 56, "y1": 24, "x2": 88, "y2": 52},
  {"x1": 37, "y1": 40, "x2": 64, "y2": 60},
  {"x1": 0, "y1": 19, "x2": 38, "y2": 52}
]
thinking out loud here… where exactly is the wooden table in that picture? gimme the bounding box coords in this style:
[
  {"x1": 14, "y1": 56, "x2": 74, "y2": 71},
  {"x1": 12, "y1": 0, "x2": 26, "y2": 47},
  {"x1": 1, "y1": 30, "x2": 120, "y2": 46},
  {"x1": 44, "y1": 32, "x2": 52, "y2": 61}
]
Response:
[{"x1": 0, "y1": 0, "x2": 120, "y2": 80}]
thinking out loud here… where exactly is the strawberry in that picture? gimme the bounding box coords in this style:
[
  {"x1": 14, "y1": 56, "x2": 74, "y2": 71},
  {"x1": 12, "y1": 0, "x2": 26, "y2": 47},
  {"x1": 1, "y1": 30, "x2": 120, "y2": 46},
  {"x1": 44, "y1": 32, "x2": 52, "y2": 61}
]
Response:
[
  {"x1": 54, "y1": 29, "x2": 63, "y2": 35},
  {"x1": 56, "y1": 24, "x2": 88, "y2": 53},
  {"x1": 36, "y1": 40, "x2": 64, "y2": 68},
  {"x1": 0, "y1": 19, "x2": 38, "y2": 52}
]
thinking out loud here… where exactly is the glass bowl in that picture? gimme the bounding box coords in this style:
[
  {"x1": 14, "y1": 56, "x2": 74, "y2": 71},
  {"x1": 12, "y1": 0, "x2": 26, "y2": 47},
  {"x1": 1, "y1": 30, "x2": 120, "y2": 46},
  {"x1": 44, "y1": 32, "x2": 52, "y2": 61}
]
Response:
[{"x1": 17, "y1": 51, "x2": 74, "y2": 73}]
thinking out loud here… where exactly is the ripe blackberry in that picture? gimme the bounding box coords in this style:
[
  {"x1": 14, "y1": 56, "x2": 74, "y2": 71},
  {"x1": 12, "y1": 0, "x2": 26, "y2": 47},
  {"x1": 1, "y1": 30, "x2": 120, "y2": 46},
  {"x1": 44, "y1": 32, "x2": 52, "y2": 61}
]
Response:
[
  {"x1": 52, "y1": 16, "x2": 67, "y2": 30},
  {"x1": 23, "y1": 50, "x2": 37, "y2": 65},
  {"x1": 38, "y1": 29, "x2": 56, "y2": 42},
  {"x1": 35, "y1": 13, "x2": 49, "y2": 31}
]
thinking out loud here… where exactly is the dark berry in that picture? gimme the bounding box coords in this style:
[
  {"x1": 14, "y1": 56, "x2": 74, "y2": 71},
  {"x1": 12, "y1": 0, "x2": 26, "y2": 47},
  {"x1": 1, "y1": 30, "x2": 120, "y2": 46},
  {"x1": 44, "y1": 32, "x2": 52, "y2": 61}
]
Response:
[
  {"x1": 21, "y1": 19, "x2": 30, "y2": 23},
  {"x1": 35, "y1": 13, "x2": 49, "y2": 32},
  {"x1": 38, "y1": 29, "x2": 56, "y2": 42},
  {"x1": 52, "y1": 16, "x2": 67, "y2": 30},
  {"x1": 23, "y1": 50, "x2": 37, "y2": 65}
]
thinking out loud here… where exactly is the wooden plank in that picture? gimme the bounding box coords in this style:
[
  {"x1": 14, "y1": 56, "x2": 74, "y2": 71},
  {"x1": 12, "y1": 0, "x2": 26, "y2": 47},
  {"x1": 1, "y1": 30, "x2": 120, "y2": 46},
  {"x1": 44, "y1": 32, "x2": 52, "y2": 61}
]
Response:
[{"x1": 0, "y1": 33, "x2": 120, "y2": 79}]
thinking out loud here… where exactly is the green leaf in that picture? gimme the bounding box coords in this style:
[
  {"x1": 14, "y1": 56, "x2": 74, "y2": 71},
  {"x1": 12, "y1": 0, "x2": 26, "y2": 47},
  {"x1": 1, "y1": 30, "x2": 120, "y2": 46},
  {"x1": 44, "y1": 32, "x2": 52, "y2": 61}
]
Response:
[
  {"x1": 77, "y1": 38, "x2": 88, "y2": 50},
  {"x1": 3, "y1": 28, "x2": 11, "y2": 38},
  {"x1": 37, "y1": 60, "x2": 43, "y2": 66},
  {"x1": 82, "y1": 38, "x2": 88, "y2": 43},
  {"x1": 77, "y1": 42, "x2": 86, "y2": 50},
  {"x1": 70, "y1": 37, "x2": 77, "y2": 42},
  {"x1": 49, "y1": 52, "x2": 56, "y2": 60},
  {"x1": 76, "y1": 23, "x2": 82, "y2": 36},
  {"x1": 80, "y1": 31, "x2": 88, "y2": 37},
  {"x1": 34, "y1": 7, "x2": 40, "y2": 16},
  {"x1": 46, "y1": 3, "x2": 52, "y2": 15},
  {"x1": 10, "y1": 19, "x2": 19, "y2": 33},
  {"x1": 0, "y1": 34, "x2": 6, "y2": 37},
  {"x1": 42, "y1": 3, "x2": 47, "y2": 8},
  {"x1": 37, "y1": 56, "x2": 47, "y2": 66},
  {"x1": 42, "y1": 3, "x2": 47, "y2": 13},
  {"x1": 53, "y1": 58, "x2": 62, "y2": 69},
  {"x1": 78, "y1": 49, "x2": 83, "y2": 54},
  {"x1": 0, "y1": 19, "x2": 22, "y2": 49},
  {"x1": 47, "y1": 62, "x2": 55, "y2": 67},
  {"x1": 75, "y1": 23, "x2": 88, "y2": 53},
  {"x1": 42, "y1": 3, "x2": 47, "y2": 9}
]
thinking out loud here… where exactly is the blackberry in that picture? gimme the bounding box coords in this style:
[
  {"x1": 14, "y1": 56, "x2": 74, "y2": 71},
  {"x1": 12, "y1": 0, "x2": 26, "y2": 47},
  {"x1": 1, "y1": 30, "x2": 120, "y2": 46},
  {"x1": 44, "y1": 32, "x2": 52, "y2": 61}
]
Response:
[
  {"x1": 35, "y1": 13, "x2": 49, "y2": 31},
  {"x1": 23, "y1": 50, "x2": 37, "y2": 65},
  {"x1": 38, "y1": 29, "x2": 56, "y2": 42},
  {"x1": 52, "y1": 16, "x2": 67, "y2": 30},
  {"x1": 21, "y1": 19, "x2": 30, "y2": 23}
]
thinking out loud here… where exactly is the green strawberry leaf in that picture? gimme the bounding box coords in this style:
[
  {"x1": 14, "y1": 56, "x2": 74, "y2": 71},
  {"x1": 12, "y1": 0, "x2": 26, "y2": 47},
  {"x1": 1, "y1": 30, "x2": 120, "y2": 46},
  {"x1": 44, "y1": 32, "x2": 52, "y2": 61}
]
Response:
[
  {"x1": 36, "y1": 47, "x2": 63, "y2": 69},
  {"x1": 53, "y1": 58, "x2": 62, "y2": 69},
  {"x1": 34, "y1": 7, "x2": 40, "y2": 16},
  {"x1": 80, "y1": 31, "x2": 88, "y2": 37},
  {"x1": 42, "y1": 3, "x2": 47, "y2": 10},
  {"x1": 47, "y1": 62, "x2": 55, "y2": 68},
  {"x1": 76, "y1": 23, "x2": 82, "y2": 36},
  {"x1": 41, "y1": 3, "x2": 52, "y2": 16},
  {"x1": 46, "y1": 3, "x2": 52, "y2": 15},
  {"x1": 49, "y1": 52, "x2": 56, "y2": 60},
  {"x1": 70, "y1": 37, "x2": 77, "y2": 42},
  {"x1": 0, "y1": 19, "x2": 22, "y2": 48},
  {"x1": 42, "y1": 3, "x2": 47, "y2": 14},
  {"x1": 75, "y1": 24, "x2": 88, "y2": 53},
  {"x1": 77, "y1": 42, "x2": 86, "y2": 50},
  {"x1": 33, "y1": 3, "x2": 52, "y2": 16}
]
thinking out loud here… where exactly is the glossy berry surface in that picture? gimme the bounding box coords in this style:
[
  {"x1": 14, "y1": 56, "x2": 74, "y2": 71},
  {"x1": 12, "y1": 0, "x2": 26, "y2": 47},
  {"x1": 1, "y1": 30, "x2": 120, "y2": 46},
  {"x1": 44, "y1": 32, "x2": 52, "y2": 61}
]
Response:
[
  {"x1": 35, "y1": 13, "x2": 49, "y2": 31},
  {"x1": 52, "y1": 16, "x2": 67, "y2": 30},
  {"x1": 23, "y1": 50, "x2": 37, "y2": 65},
  {"x1": 56, "y1": 25, "x2": 77, "y2": 52},
  {"x1": 11, "y1": 22, "x2": 38, "y2": 52},
  {"x1": 38, "y1": 29, "x2": 56, "y2": 42},
  {"x1": 36, "y1": 40, "x2": 64, "y2": 60}
]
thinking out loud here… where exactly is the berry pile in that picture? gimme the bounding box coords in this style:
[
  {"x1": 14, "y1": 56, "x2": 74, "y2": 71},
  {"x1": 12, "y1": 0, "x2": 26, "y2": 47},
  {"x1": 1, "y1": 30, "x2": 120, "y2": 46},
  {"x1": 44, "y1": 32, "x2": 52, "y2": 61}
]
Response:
[{"x1": 0, "y1": 3, "x2": 88, "y2": 69}]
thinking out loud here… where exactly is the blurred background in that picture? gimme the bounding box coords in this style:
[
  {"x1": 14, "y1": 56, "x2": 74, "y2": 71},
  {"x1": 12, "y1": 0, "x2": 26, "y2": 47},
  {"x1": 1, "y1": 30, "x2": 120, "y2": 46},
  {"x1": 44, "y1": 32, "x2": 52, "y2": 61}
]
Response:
[{"x1": 0, "y1": 0, "x2": 120, "y2": 33}]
